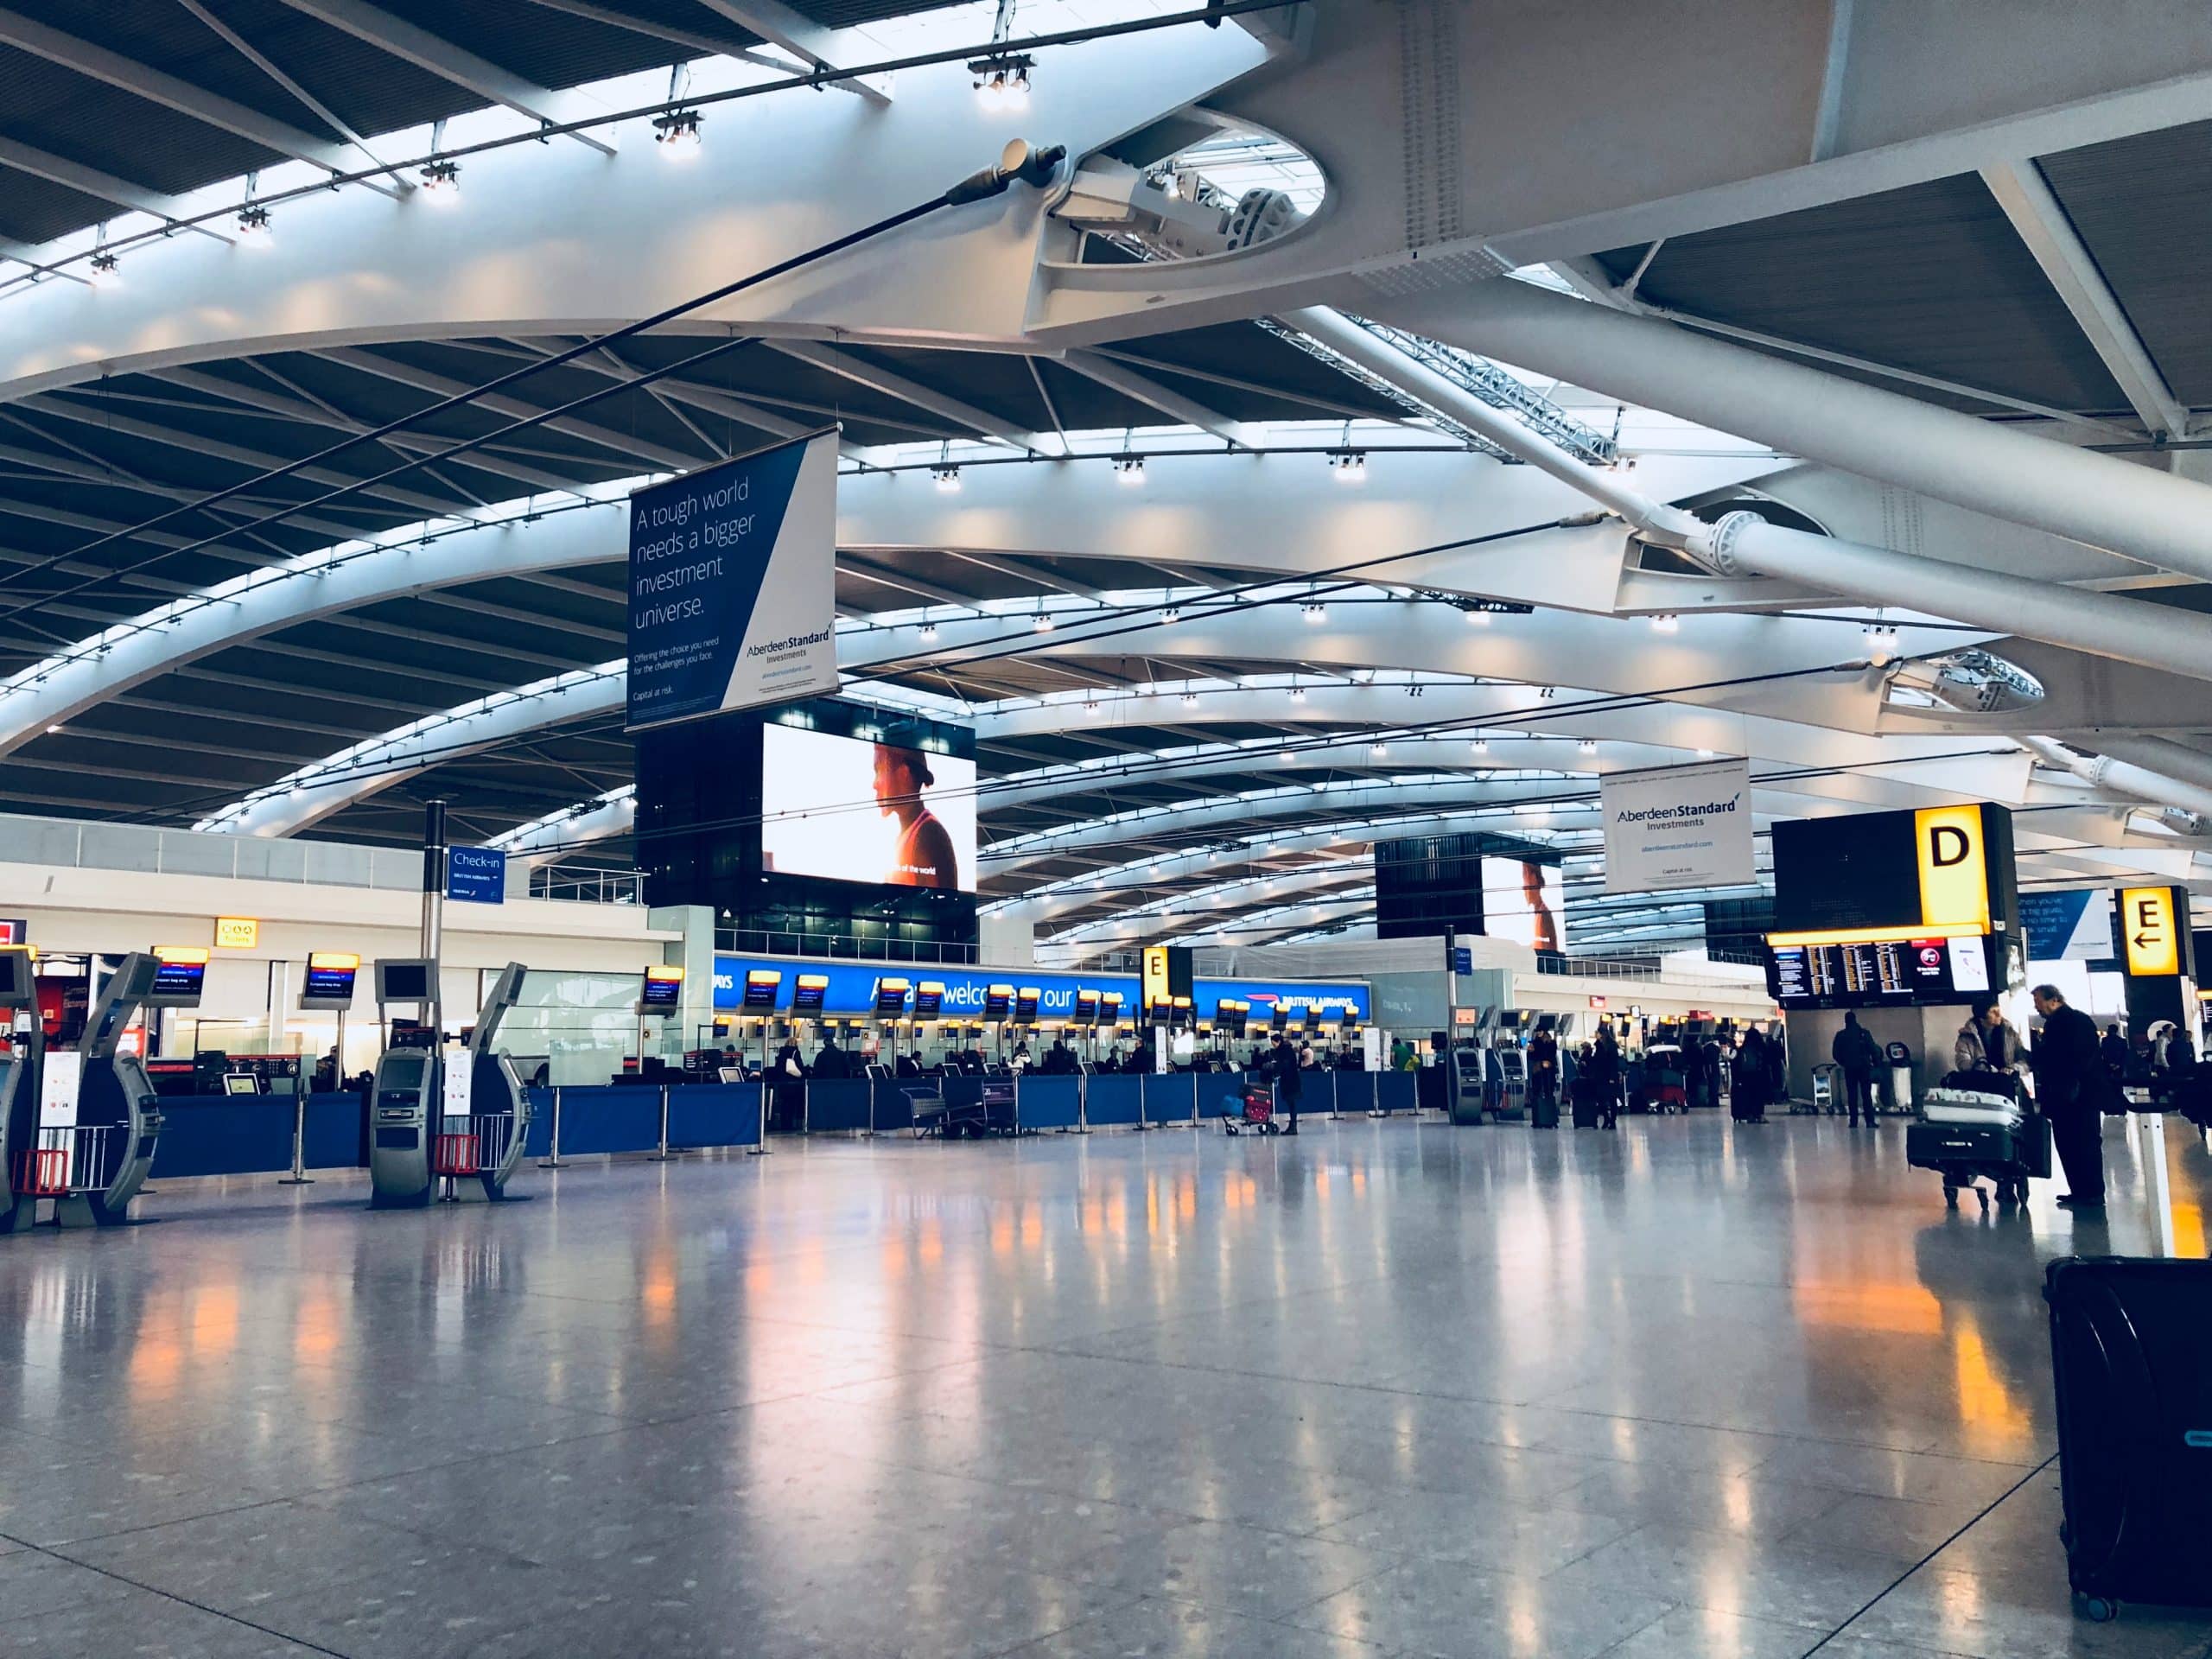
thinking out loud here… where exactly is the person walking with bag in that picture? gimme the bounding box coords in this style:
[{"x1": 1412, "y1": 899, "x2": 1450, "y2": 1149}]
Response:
[
  {"x1": 1270, "y1": 1030, "x2": 1303, "y2": 1135},
  {"x1": 2032, "y1": 984, "x2": 2106, "y2": 1209}
]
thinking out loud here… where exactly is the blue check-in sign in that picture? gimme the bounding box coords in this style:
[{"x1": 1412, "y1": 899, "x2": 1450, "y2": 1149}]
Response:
[{"x1": 446, "y1": 845, "x2": 507, "y2": 905}]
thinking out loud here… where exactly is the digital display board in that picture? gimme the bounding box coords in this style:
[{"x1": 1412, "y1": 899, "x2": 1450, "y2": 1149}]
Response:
[
  {"x1": 1768, "y1": 935, "x2": 1993, "y2": 1010},
  {"x1": 913, "y1": 981, "x2": 944, "y2": 1019},
  {"x1": 1097, "y1": 992, "x2": 1122, "y2": 1027},
  {"x1": 793, "y1": 973, "x2": 829, "y2": 1013},
  {"x1": 1217, "y1": 999, "x2": 1248, "y2": 1037},
  {"x1": 873, "y1": 977, "x2": 911, "y2": 1017},
  {"x1": 983, "y1": 983, "x2": 1013, "y2": 1020},
  {"x1": 1480, "y1": 857, "x2": 1565, "y2": 950},
  {"x1": 377, "y1": 960, "x2": 432, "y2": 1003},
  {"x1": 1014, "y1": 987, "x2": 1040, "y2": 1022},
  {"x1": 149, "y1": 950, "x2": 207, "y2": 1003},
  {"x1": 1074, "y1": 989, "x2": 1099, "y2": 1025},
  {"x1": 640, "y1": 967, "x2": 684, "y2": 1012},
  {"x1": 301, "y1": 951, "x2": 359, "y2": 1007},
  {"x1": 742, "y1": 969, "x2": 781, "y2": 1010},
  {"x1": 1770, "y1": 804, "x2": 2013, "y2": 938},
  {"x1": 760, "y1": 722, "x2": 977, "y2": 893}
]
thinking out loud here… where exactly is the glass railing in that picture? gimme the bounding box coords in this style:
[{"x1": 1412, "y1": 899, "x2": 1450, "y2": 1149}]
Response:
[{"x1": 711, "y1": 929, "x2": 982, "y2": 965}]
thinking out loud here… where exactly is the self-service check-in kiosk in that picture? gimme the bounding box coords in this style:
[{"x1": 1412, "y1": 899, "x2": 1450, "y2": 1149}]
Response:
[
  {"x1": 368, "y1": 960, "x2": 530, "y2": 1208},
  {"x1": 0, "y1": 944, "x2": 41, "y2": 1235},
  {"x1": 3, "y1": 950, "x2": 200, "y2": 1230}
]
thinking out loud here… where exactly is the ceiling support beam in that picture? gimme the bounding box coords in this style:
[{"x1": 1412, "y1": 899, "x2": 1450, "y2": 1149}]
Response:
[
  {"x1": 689, "y1": 0, "x2": 893, "y2": 102},
  {"x1": 1058, "y1": 352, "x2": 1261, "y2": 448},
  {"x1": 0, "y1": 7, "x2": 354, "y2": 174},
  {"x1": 1980, "y1": 159, "x2": 2189, "y2": 439},
  {"x1": 763, "y1": 340, "x2": 1052, "y2": 453},
  {"x1": 0, "y1": 136, "x2": 232, "y2": 245},
  {"x1": 271, "y1": 0, "x2": 619, "y2": 156}
]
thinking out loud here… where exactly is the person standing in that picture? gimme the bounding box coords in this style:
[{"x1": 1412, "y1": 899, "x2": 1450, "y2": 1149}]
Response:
[
  {"x1": 1586, "y1": 1024, "x2": 1622, "y2": 1128},
  {"x1": 2100, "y1": 1022, "x2": 2130, "y2": 1078},
  {"x1": 1732, "y1": 1028, "x2": 1771, "y2": 1123},
  {"x1": 1527, "y1": 1024, "x2": 1560, "y2": 1118},
  {"x1": 1952, "y1": 1001, "x2": 2021, "y2": 1081},
  {"x1": 2032, "y1": 984, "x2": 2106, "y2": 1209},
  {"x1": 1271, "y1": 1031, "x2": 1303, "y2": 1135},
  {"x1": 1833, "y1": 1012, "x2": 1881, "y2": 1127}
]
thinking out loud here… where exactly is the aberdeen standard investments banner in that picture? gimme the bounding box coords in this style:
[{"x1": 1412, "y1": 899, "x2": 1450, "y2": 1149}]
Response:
[
  {"x1": 1599, "y1": 757, "x2": 1754, "y2": 893},
  {"x1": 626, "y1": 429, "x2": 840, "y2": 730}
]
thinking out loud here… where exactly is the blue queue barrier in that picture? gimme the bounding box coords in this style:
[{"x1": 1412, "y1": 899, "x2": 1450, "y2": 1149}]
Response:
[
  {"x1": 149, "y1": 1098, "x2": 295, "y2": 1178},
  {"x1": 1141, "y1": 1072, "x2": 1196, "y2": 1128},
  {"x1": 524, "y1": 1089, "x2": 555, "y2": 1157},
  {"x1": 669, "y1": 1083, "x2": 763, "y2": 1149},
  {"x1": 304, "y1": 1092, "x2": 366, "y2": 1166},
  {"x1": 1377, "y1": 1071, "x2": 1418, "y2": 1116},
  {"x1": 1084, "y1": 1074, "x2": 1142, "y2": 1128},
  {"x1": 537, "y1": 1084, "x2": 660, "y2": 1156},
  {"x1": 1016, "y1": 1074, "x2": 1082, "y2": 1131},
  {"x1": 1332, "y1": 1072, "x2": 1376, "y2": 1115},
  {"x1": 1305, "y1": 1072, "x2": 1338, "y2": 1116},
  {"x1": 871, "y1": 1078, "x2": 915, "y2": 1134},
  {"x1": 805, "y1": 1078, "x2": 872, "y2": 1134}
]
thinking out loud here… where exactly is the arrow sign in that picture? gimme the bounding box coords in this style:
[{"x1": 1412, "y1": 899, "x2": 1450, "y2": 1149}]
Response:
[{"x1": 2120, "y1": 886, "x2": 2180, "y2": 977}]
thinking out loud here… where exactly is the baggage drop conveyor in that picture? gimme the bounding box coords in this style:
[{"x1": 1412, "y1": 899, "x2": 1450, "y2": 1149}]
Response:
[{"x1": 368, "y1": 961, "x2": 531, "y2": 1208}]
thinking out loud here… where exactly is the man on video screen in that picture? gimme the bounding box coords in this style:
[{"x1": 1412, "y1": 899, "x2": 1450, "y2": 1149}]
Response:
[{"x1": 874, "y1": 742, "x2": 958, "y2": 887}]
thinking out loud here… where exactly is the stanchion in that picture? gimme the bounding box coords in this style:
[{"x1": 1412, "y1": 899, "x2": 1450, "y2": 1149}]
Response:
[
  {"x1": 278, "y1": 1089, "x2": 315, "y2": 1185},
  {"x1": 648, "y1": 1084, "x2": 674, "y2": 1161},
  {"x1": 537, "y1": 1085, "x2": 569, "y2": 1169},
  {"x1": 1074, "y1": 1076, "x2": 1091, "y2": 1134},
  {"x1": 747, "y1": 1085, "x2": 771, "y2": 1155}
]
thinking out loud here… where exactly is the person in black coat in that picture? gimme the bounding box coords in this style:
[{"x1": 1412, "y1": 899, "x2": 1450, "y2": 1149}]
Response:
[
  {"x1": 1732, "y1": 1029, "x2": 1771, "y2": 1123},
  {"x1": 2032, "y1": 984, "x2": 2107, "y2": 1208},
  {"x1": 1270, "y1": 1032, "x2": 1303, "y2": 1135},
  {"x1": 2100, "y1": 1023, "x2": 2130, "y2": 1078},
  {"x1": 1832, "y1": 1012, "x2": 1881, "y2": 1127}
]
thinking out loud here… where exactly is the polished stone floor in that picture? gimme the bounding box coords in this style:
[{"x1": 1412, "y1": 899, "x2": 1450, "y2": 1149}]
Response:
[{"x1": 3, "y1": 1110, "x2": 2210, "y2": 1658}]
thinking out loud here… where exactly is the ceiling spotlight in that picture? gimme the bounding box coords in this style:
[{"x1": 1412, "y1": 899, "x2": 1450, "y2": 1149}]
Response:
[
  {"x1": 1328, "y1": 448, "x2": 1367, "y2": 482},
  {"x1": 918, "y1": 621, "x2": 938, "y2": 641},
  {"x1": 418, "y1": 158, "x2": 461, "y2": 200},
  {"x1": 45, "y1": 723, "x2": 61, "y2": 734},
  {"x1": 1470, "y1": 738, "x2": 1488, "y2": 753},
  {"x1": 653, "y1": 108, "x2": 704, "y2": 156},
  {"x1": 1031, "y1": 612, "x2": 1055, "y2": 633},
  {"x1": 1289, "y1": 685, "x2": 1306, "y2": 702},
  {"x1": 1650, "y1": 613, "x2": 1679, "y2": 633},
  {"x1": 1006, "y1": 62, "x2": 1032, "y2": 112},
  {"x1": 1179, "y1": 691, "x2": 1199, "y2": 707},
  {"x1": 931, "y1": 464, "x2": 962, "y2": 493},
  {"x1": 1084, "y1": 699, "x2": 1102, "y2": 715},
  {"x1": 1577, "y1": 739, "x2": 1598, "y2": 754},
  {"x1": 1301, "y1": 601, "x2": 1327, "y2": 623},
  {"x1": 236, "y1": 203, "x2": 272, "y2": 243},
  {"x1": 971, "y1": 54, "x2": 1033, "y2": 111},
  {"x1": 87, "y1": 248, "x2": 119, "y2": 286},
  {"x1": 1370, "y1": 742, "x2": 1387, "y2": 757},
  {"x1": 1113, "y1": 454, "x2": 1145, "y2": 485},
  {"x1": 1160, "y1": 605, "x2": 1181, "y2": 624}
]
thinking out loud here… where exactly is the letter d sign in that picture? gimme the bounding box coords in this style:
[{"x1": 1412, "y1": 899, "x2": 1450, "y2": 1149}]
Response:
[{"x1": 1915, "y1": 805, "x2": 1990, "y2": 931}]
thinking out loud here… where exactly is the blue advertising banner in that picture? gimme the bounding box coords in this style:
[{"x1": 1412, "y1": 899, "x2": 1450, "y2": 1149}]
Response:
[
  {"x1": 709, "y1": 954, "x2": 1368, "y2": 1021},
  {"x1": 446, "y1": 845, "x2": 506, "y2": 905},
  {"x1": 2018, "y1": 887, "x2": 2115, "y2": 963},
  {"x1": 626, "y1": 430, "x2": 840, "y2": 730}
]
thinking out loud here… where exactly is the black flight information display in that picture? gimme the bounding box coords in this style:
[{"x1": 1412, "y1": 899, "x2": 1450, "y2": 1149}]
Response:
[{"x1": 1768, "y1": 937, "x2": 1990, "y2": 1010}]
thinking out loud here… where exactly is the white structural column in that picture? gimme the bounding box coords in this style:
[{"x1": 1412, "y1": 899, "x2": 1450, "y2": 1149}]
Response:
[
  {"x1": 1293, "y1": 303, "x2": 2212, "y2": 685},
  {"x1": 1365, "y1": 278, "x2": 2212, "y2": 584},
  {"x1": 2018, "y1": 736, "x2": 2212, "y2": 822},
  {"x1": 1979, "y1": 162, "x2": 2186, "y2": 440}
]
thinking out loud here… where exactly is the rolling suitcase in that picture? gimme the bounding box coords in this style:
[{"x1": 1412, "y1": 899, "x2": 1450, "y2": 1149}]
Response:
[
  {"x1": 2044, "y1": 1257, "x2": 2212, "y2": 1619},
  {"x1": 1570, "y1": 1080, "x2": 1600, "y2": 1129},
  {"x1": 1529, "y1": 1087, "x2": 1559, "y2": 1128}
]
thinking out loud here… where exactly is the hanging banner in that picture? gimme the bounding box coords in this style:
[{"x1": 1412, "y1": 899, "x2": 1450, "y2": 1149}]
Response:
[
  {"x1": 1599, "y1": 758, "x2": 1754, "y2": 893},
  {"x1": 626, "y1": 429, "x2": 841, "y2": 731},
  {"x1": 2017, "y1": 887, "x2": 2113, "y2": 962}
]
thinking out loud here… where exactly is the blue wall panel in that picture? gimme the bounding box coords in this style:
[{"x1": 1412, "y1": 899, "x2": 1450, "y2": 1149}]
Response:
[
  {"x1": 1016, "y1": 1075, "x2": 1081, "y2": 1131},
  {"x1": 1084, "y1": 1075, "x2": 1142, "y2": 1127}
]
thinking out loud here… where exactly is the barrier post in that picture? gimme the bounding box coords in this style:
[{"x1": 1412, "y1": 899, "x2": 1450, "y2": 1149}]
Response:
[
  {"x1": 537, "y1": 1086, "x2": 568, "y2": 1169},
  {"x1": 278, "y1": 1090, "x2": 314, "y2": 1185},
  {"x1": 1074, "y1": 1074, "x2": 1091, "y2": 1134},
  {"x1": 649, "y1": 1084, "x2": 673, "y2": 1161},
  {"x1": 747, "y1": 1084, "x2": 771, "y2": 1155}
]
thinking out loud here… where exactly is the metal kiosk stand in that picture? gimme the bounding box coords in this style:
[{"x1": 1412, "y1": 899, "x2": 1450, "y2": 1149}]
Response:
[
  {"x1": 0, "y1": 945, "x2": 41, "y2": 1235},
  {"x1": 11, "y1": 951, "x2": 198, "y2": 1230},
  {"x1": 369, "y1": 960, "x2": 531, "y2": 1208}
]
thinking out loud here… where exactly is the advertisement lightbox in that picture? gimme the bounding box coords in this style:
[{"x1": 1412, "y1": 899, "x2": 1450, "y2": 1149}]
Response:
[{"x1": 760, "y1": 722, "x2": 976, "y2": 893}]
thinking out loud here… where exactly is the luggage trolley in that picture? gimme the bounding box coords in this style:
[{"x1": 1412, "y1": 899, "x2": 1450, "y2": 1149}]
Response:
[{"x1": 1906, "y1": 1072, "x2": 2048, "y2": 1212}]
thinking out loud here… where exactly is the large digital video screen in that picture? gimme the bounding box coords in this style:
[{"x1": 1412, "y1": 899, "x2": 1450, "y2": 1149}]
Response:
[
  {"x1": 760, "y1": 723, "x2": 977, "y2": 893},
  {"x1": 1768, "y1": 935, "x2": 1993, "y2": 1010},
  {"x1": 1481, "y1": 857, "x2": 1565, "y2": 951}
]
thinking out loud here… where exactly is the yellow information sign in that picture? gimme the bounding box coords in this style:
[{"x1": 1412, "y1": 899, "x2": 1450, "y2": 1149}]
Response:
[
  {"x1": 1141, "y1": 945, "x2": 1171, "y2": 1008},
  {"x1": 213, "y1": 916, "x2": 259, "y2": 950},
  {"x1": 2120, "y1": 886, "x2": 2180, "y2": 977},
  {"x1": 1914, "y1": 805, "x2": 1990, "y2": 933}
]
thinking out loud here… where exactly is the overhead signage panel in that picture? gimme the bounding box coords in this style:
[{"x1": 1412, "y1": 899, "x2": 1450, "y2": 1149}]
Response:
[
  {"x1": 626, "y1": 429, "x2": 841, "y2": 731},
  {"x1": 1915, "y1": 804, "x2": 1991, "y2": 933},
  {"x1": 711, "y1": 955, "x2": 1369, "y2": 1023},
  {"x1": 1599, "y1": 758, "x2": 1754, "y2": 894},
  {"x1": 2120, "y1": 886, "x2": 2181, "y2": 977},
  {"x1": 446, "y1": 845, "x2": 506, "y2": 905}
]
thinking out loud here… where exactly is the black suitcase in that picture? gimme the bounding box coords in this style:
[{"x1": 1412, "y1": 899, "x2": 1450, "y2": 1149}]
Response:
[
  {"x1": 2044, "y1": 1257, "x2": 2212, "y2": 1618},
  {"x1": 1529, "y1": 1090, "x2": 1559, "y2": 1128},
  {"x1": 1571, "y1": 1086, "x2": 1600, "y2": 1128},
  {"x1": 1906, "y1": 1120, "x2": 2018, "y2": 1169}
]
